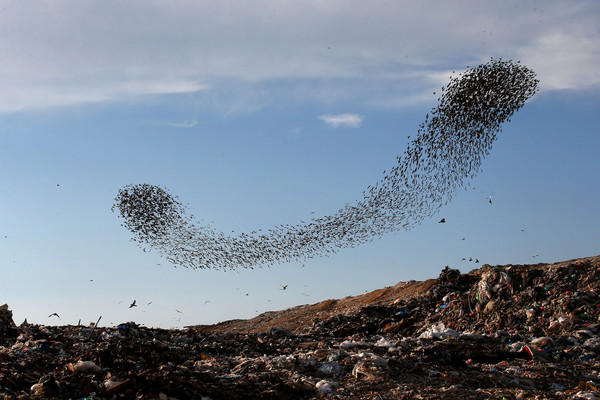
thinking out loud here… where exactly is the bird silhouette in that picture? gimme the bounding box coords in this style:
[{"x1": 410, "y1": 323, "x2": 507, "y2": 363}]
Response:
[{"x1": 129, "y1": 300, "x2": 137, "y2": 308}]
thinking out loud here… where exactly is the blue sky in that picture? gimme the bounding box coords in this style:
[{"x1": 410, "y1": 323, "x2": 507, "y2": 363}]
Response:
[{"x1": 1, "y1": 1, "x2": 599, "y2": 328}]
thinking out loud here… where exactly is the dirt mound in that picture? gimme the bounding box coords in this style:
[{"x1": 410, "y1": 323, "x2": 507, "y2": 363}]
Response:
[
  {"x1": 193, "y1": 279, "x2": 436, "y2": 334},
  {"x1": 194, "y1": 255, "x2": 599, "y2": 335}
]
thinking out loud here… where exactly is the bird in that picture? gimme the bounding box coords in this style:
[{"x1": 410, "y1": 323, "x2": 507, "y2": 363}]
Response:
[
  {"x1": 176, "y1": 309, "x2": 182, "y2": 313},
  {"x1": 281, "y1": 285, "x2": 288, "y2": 290},
  {"x1": 129, "y1": 300, "x2": 137, "y2": 308},
  {"x1": 48, "y1": 313, "x2": 61, "y2": 320},
  {"x1": 439, "y1": 218, "x2": 446, "y2": 223}
]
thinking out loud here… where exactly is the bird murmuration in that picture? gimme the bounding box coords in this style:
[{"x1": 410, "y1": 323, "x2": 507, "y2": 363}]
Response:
[{"x1": 112, "y1": 59, "x2": 539, "y2": 270}]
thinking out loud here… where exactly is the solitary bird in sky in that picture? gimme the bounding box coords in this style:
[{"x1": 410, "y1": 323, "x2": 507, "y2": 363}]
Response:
[
  {"x1": 281, "y1": 285, "x2": 288, "y2": 290},
  {"x1": 48, "y1": 313, "x2": 61, "y2": 320},
  {"x1": 439, "y1": 218, "x2": 446, "y2": 223},
  {"x1": 129, "y1": 300, "x2": 137, "y2": 308}
]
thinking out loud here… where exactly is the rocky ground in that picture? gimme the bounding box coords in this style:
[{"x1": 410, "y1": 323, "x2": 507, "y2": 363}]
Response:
[{"x1": 1, "y1": 254, "x2": 599, "y2": 399}]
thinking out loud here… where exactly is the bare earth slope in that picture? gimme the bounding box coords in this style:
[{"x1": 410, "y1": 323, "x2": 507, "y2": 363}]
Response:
[
  {"x1": 196, "y1": 254, "x2": 600, "y2": 334},
  {"x1": 195, "y1": 279, "x2": 437, "y2": 334}
]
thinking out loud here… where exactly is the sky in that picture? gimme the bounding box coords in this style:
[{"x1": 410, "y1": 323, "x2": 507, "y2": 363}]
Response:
[{"x1": 1, "y1": 1, "x2": 599, "y2": 329}]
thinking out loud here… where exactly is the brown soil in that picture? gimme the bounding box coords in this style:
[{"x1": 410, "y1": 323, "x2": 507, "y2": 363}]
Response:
[{"x1": 194, "y1": 254, "x2": 600, "y2": 335}]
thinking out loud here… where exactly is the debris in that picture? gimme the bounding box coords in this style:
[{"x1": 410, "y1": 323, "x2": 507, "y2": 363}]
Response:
[{"x1": 0, "y1": 255, "x2": 598, "y2": 399}]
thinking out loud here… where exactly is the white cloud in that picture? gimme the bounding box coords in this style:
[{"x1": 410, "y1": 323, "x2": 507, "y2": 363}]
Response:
[
  {"x1": 319, "y1": 113, "x2": 364, "y2": 128},
  {"x1": 0, "y1": 1, "x2": 598, "y2": 113},
  {"x1": 519, "y1": 33, "x2": 600, "y2": 91}
]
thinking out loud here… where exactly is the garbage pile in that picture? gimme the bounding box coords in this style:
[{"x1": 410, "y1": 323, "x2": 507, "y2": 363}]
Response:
[{"x1": 1, "y1": 255, "x2": 599, "y2": 399}]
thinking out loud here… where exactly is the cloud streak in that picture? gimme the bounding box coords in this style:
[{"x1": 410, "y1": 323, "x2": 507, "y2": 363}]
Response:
[
  {"x1": 158, "y1": 118, "x2": 199, "y2": 128},
  {"x1": 319, "y1": 113, "x2": 364, "y2": 128}
]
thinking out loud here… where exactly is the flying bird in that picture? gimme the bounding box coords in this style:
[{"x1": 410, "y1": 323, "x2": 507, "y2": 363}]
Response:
[
  {"x1": 48, "y1": 313, "x2": 61, "y2": 320},
  {"x1": 281, "y1": 285, "x2": 288, "y2": 291},
  {"x1": 129, "y1": 300, "x2": 137, "y2": 308},
  {"x1": 439, "y1": 218, "x2": 446, "y2": 223}
]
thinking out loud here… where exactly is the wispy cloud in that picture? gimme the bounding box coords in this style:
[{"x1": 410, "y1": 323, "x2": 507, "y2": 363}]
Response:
[
  {"x1": 519, "y1": 33, "x2": 600, "y2": 91},
  {"x1": 319, "y1": 113, "x2": 364, "y2": 128},
  {"x1": 160, "y1": 118, "x2": 199, "y2": 128},
  {"x1": 0, "y1": 1, "x2": 598, "y2": 113}
]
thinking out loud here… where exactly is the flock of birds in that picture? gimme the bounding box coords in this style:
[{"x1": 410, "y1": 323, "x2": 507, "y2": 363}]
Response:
[{"x1": 112, "y1": 59, "x2": 539, "y2": 271}]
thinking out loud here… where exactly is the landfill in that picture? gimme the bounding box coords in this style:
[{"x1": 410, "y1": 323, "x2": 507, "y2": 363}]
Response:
[{"x1": 1, "y1": 254, "x2": 599, "y2": 399}]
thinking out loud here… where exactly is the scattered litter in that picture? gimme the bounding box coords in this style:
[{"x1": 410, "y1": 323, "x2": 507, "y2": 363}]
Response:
[{"x1": 0, "y1": 255, "x2": 598, "y2": 398}]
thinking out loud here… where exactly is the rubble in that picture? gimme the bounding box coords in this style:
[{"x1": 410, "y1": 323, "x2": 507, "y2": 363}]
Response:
[{"x1": 1, "y1": 255, "x2": 599, "y2": 399}]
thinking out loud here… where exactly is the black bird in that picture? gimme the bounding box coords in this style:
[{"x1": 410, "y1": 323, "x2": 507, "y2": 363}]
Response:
[
  {"x1": 129, "y1": 300, "x2": 137, "y2": 308},
  {"x1": 48, "y1": 313, "x2": 61, "y2": 320},
  {"x1": 281, "y1": 285, "x2": 288, "y2": 291},
  {"x1": 439, "y1": 218, "x2": 446, "y2": 223}
]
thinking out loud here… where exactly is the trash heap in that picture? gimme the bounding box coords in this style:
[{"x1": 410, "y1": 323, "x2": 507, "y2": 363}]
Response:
[{"x1": 1, "y1": 255, "x2": 599, "y2": 399}]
